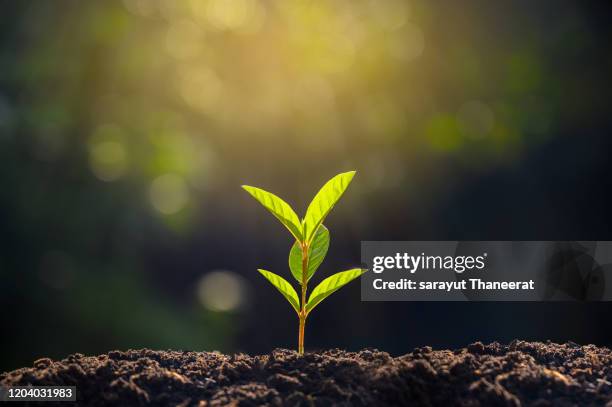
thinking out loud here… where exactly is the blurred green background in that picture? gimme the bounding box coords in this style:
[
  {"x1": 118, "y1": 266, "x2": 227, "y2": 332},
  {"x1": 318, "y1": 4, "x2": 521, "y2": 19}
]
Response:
[{"x1": 1, "y1": 0, "x2": 612, "y2": 371}]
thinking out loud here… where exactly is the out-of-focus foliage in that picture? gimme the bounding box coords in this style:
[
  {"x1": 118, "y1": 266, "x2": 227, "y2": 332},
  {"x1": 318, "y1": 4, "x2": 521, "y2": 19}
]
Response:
[
  {"x1": 7, "y1": 1, "x2": 597, "y2": 201},
  {"x1": 2, "y1": 0, "x2": 602, "y2": 226}
]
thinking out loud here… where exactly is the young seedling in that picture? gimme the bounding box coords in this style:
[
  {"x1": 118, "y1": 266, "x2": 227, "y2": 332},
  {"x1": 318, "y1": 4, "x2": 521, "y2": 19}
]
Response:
[{"x1": 242, "y1": 171, "x2": 365, "y2": 355}]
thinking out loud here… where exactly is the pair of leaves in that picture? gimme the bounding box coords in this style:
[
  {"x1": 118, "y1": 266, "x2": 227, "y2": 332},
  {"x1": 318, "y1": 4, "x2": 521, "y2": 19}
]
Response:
[
  {"x1": 242, "y1": 171, "x2": 355, "y2": 247},
  {"x1": 258, "y1": 268, "x2": 365, "y2": 315}
]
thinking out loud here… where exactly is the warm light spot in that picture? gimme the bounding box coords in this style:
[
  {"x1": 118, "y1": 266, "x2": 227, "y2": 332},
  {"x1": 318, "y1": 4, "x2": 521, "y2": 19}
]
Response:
[
  {"x1": 178, "y1": 67, "x2": 224, "y2": 114},
  {"x1": 165, "y1": 20, "x2": 203, "y2": 60},
  {"x1": 368, "y1": 0, "x2": 410, "y2": 31},
  {"x1": 88, "y1": 124, "x2": 128, "y2": 182},
  {"x1": 388, "y1": 23, "x2": 424, "y2": 61},
  {"x1": 197, "y1": 270, "x2": 246, "y2": 312},
  {"x1": 283, "y1": 3, "x2": 358, "y2": 74},
  {"x1": 189, "y1": 142, "x2": 218, "y2": 191},
  {"x1": 89, "y1": 141, "x2": 127, "y2": 181},
  {"x1": 149, "y1": 174, "x2": 190, "y2": 214},
  {"x1": 192, "y1": 0, "x2": 264, "y2": 33},
  {"x1": 302, "y1": 32, "x2": 356, "y2": 73}
]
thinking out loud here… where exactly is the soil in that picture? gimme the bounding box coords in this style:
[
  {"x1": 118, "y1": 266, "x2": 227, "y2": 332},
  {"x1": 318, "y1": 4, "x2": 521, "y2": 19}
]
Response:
[{"x1": 1, "y1": 341, "x2": 611, "y2": 406}]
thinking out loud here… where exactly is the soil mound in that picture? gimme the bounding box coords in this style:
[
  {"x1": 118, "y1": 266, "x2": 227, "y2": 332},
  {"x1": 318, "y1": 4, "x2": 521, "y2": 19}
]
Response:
[{"x1": 2, "y1": 341, "x2": 611, "y2": 406}]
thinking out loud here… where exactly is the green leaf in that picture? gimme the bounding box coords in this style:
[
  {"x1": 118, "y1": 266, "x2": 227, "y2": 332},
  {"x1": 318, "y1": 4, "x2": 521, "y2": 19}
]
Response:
[
  {"x1": 302, "y1": 171, "x2": 356, "y2": 244},
  {"x1": 305, "y1": 268, "x2": 366, "y2": 315},
  {"x1": 257, "y1": 269, "x2": 300, "y2": 314},
  {"x1": 242, "y1": 185, "x2": 303, "y2": 241},
  {"x1": 289, "y1": 225, "x2": 330, "y2": 284}
]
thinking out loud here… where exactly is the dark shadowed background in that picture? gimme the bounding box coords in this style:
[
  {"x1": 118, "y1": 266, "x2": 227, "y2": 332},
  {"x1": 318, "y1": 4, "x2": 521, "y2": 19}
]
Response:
[{"x1": 1, "y1": 0, "x2": 611, "y2": 371}]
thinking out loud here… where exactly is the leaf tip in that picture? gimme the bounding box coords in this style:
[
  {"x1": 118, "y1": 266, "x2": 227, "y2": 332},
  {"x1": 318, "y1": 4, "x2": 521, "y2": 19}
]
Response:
[
  {"x1": 339, "y1": 170, "x2": 356, "y2": 184},
  {"x1": 242, "y1": 185, "x2": 260, "y2": 197}
]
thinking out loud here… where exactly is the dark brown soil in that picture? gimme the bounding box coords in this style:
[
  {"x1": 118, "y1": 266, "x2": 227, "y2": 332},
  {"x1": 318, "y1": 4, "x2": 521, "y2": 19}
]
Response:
[{"x1": 2, "y1": 341, "x2": 611, "y2": 406}]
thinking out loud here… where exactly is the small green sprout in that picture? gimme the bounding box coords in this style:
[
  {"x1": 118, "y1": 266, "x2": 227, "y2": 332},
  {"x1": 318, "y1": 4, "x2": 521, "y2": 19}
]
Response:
[{"x1": 242, "y1": 171, "x2": 366, "y2": 354}]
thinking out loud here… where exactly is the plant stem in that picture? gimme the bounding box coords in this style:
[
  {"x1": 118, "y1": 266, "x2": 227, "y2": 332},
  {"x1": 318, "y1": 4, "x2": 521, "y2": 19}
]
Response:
[
  {"x1": 298, "y1": 314, "x2": 305, "y2": 354},
  {"x1": 298, "y1": 242, "x2": 309, "y2": 355}
]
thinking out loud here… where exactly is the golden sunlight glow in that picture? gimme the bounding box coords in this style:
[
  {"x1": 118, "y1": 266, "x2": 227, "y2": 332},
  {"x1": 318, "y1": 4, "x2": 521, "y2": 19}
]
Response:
[
  {"x1": 111, "y1": 0, "x2": 542, "y2": 202},
  {"x1": 177, "y1": 67, "x2": 224, "y2": 115},
  {"x1": 369, "y1": 0, "x2": 411, "y2": 31},
  {"x1": 165, "y1": 20, "x2": 204, "y2": 60},
  {"x1": 192, "y1": 0, "x2": 265, "y2": 33},
  {"x1": 387, "y1": 23, "x2": 425, "y2": 61}
]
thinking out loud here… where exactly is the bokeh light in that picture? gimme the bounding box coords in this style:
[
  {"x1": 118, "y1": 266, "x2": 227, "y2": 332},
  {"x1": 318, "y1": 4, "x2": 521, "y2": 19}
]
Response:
[
  {"x1": 387, "y1": 23, "x2": 425, "y2": 61},
  {"x1": 197, "y1": 270, "x2": 247, "y2": 312},
  {"x1": 165, "y1": 20, "x2": 204, "y2": 60},
  {"x1": 369, "y1": 0, "x2": 410, "y2": 31},
  {"x1": 149, "y1": 174, "x2": 190, "y2": 214}
]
